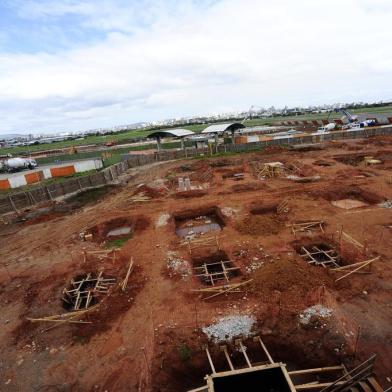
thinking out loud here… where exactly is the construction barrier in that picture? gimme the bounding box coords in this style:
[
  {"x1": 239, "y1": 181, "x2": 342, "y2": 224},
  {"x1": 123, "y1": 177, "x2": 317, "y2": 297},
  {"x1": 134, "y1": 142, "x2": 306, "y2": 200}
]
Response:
[{"x1": 0, "y1": 158, "x2": 103, "y2": 191}]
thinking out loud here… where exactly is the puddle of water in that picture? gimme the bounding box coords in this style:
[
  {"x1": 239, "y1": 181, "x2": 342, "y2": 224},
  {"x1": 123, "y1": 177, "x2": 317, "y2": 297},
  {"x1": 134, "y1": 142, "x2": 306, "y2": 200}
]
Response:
[
  {"x1": 331, "y1": 199, "x2": 369, "y2": 209},
  {"x1": 176, "y1": 223, "x2": 221, "y2": 238},
  {"x1": 106, "y1": 226, "x2": 132, "y2": 237},
  {"x1": 175, "y1": 216, "x2": 222, "y2": 238}
]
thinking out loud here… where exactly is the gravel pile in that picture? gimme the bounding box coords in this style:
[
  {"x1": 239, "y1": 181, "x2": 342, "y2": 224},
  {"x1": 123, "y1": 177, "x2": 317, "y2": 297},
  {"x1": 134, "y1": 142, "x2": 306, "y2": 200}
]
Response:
[
  {"x1": 245, "y1": 259, "x2": 264, "y2": 273},
  {"x1": 299, "y1": 304, "x2": 332, "y2": 325},
  {"x1": 166, "y1": 251, "x2": 191, "y2": 278},
  {"x1": 156, "y1": 213, "x2": 170, "y2": 227},
  {"x1": 221, "y1": 207, "x2": 239, "y2": 217},
  {"x1": 202, "y1": 315, "x2": 256, "y2": 342},
  {"x1": 379, "y1": 200, "x2": 392, "y2": 209}
]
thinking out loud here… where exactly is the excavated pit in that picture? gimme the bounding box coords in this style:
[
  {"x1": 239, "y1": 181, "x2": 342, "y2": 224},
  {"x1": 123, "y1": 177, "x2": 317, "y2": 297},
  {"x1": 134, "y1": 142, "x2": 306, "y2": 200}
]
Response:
[
  {"x1": 174, "y1": 207, "x2": 225, "y2": 239},
  {"x1": 250, "y1": 203, "x2": 278, "y2": 215},
  {"x1": 333, "y1": 153, "x2": 388, "y2": 167},
  {"x1": 159, "y1": 336, "x2": 345, "y2": 392},
  {"x1": 317, "y1": 186, "x2": 384, "y2": 209},
  {"x1": 212, "y1": 366, "x2": 292, "y2": 392},
  {"x1": 62, "y1": 273, "x2": 116, "y2": 311},
  {"x1": 293, "y1": 242, "x2": 342, "y2": 268},
  {"x1": 191, "y1": 250, "x2": 240, "y2": 286},
  {"x1": 235, "y1": 203, "x2": 284, "y2": 236},
  {"x1": 334, "y1": 154, "x2": 368, "y2": 166},
  {"x1": 86, "y1": 215, "x2": 149, "y2": 242}
]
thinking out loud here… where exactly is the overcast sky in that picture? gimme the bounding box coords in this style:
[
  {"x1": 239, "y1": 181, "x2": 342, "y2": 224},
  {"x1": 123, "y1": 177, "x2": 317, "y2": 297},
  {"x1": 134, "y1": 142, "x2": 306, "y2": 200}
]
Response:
[{"x1": 1, "y1": 0, "x2": 392, "y2": 135}]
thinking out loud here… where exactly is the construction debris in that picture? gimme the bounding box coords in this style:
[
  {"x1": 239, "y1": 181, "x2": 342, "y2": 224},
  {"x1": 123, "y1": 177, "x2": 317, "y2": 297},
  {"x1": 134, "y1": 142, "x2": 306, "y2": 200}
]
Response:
[
  {"x1": 84, "y1": 233, "x2": 93, "y2": 241},
  {"x1": 277, "y1": 197, "x2": 289, "y2": 214},
  {"x1": 180, "y1": 234, "x2": 221, "y2": 254},
  {"x1": 257, "y1": 162, "x2": 285, "y2": 179},
  {"x1": 333, "y1": 256, "x2": 379, "y2": 282},
  {"x1": 130, "y1": 191, "x2": 151, "y2": 203},
  {"x1": 364, "y1": 156, "x2": 382, "y2": 166},
  {"x1": 286, "y1": 175, "x2": 321, "y2": 183},
  {"x1": 166, "y1": 251, "x2": 191, "y2": 278},
  {"x1": 27, "y1": 304, "x2": 100, "y2": 325},
  {"x1": 289, "y1": 221, "x2": 325, "y2": 235}
]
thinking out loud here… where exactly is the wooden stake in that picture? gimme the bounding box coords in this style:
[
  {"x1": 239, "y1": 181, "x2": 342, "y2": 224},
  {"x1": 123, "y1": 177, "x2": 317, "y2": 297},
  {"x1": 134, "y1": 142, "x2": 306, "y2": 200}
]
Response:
[{"x1": 121, "y1": 258, "x2": 134, "y2": 292}]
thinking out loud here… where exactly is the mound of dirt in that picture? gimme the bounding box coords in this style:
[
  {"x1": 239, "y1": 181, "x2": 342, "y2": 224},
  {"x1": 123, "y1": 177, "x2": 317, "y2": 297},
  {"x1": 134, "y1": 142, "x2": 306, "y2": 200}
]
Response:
[
  {"x1": 231, "y1": 183, "x2": 265, "y2": 193},
  {"x1": 249, "y1": 258, "x2": 332, "y2": 298},
  {"x1": 174, "y1": 189, "x2": 207, "y2": 199},
  {"x1": 133, "y1": 183, "x2": 167, "y2": 198},
  {"x1": 235, "y1": 214, "x2": 282, "y2": 236},
  {"x1": 209, "y1": 158, "x2": 233, "y2": 167}
]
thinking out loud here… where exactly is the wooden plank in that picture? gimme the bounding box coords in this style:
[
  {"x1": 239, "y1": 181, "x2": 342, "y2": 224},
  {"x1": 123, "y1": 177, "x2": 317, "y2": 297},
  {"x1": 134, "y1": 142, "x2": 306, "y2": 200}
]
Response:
[
  {"x1": 331, "y1": 257, "x2": 379, "y2": 271},
  {"x1": 335, "y1": 258, "x2": 377, "y2": 282},
  {"x1": 187, "y1": 386, "x2": 208, "y2": 392},
  {"x1": 121, "y1": 258, "x2": 134, "y2": 292},
  {"x1": 203, "y1": 280, "x2": 253, "y2": 300},
  {"x1": 205, "y1": 347, "x2": 216, "y2": 374},
  {"x1": 342, "y1": 231, "x2": 364, "y2": 248},
  {"x1": 367, "y1": 377, "x2": 384, "y2": 392},
  {"x1": 358, "y1": 381, "x2": 373, "y2": 392},
  {"x1": 194, "y1": 261, "x2": 232, "y2": 269},
  {"x1": 301, "y1": 246, "x2": 317, "y2": 264},
  {"x1": 254, "y1": 336, "x2": 274, "y2": 364},
  {"x1": 220, "y1": 346, "x2": 234, "y2": 371},
  {"x1": 281, "y1": 365, "x2": 297, "y2": 392},
  {"x1": 195, "y1": 269, "x2": 239, "y2": 278},
  {"x1": 289, "y1": 365, "x2": 344, "y2": 375},
  {"x1": 236, "y1": 340, "x2": 252, "y2": 368},
  {"x1": 295, "y1": 381, "x2": 346, "y2": 390}
]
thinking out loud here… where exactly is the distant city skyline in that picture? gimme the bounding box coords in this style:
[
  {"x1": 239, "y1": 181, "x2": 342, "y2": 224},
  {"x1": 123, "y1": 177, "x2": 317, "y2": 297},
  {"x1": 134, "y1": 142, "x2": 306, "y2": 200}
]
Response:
[
  {"x1": 2, "y1": 99, "x2": 390, "y2": 140},
  {"x1": 1, "y1": 0, "x2": 392, "y2": 135}
]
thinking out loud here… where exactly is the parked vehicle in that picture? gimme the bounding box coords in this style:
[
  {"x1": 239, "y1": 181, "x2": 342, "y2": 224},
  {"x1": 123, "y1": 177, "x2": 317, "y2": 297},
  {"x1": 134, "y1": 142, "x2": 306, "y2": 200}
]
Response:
[{"x1": 0, "y1": 157, "x2": 38, "y2": 172}]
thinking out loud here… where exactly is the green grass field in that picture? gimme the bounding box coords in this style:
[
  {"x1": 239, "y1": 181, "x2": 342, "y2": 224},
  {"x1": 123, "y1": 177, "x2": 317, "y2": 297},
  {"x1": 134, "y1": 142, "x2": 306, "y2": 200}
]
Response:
[
  {"x1": 1, "y1": 104, "x2": 390, "y2": 194},
  {"x1": 2, "y1": 104, "x2": 391, "y2": 158}
]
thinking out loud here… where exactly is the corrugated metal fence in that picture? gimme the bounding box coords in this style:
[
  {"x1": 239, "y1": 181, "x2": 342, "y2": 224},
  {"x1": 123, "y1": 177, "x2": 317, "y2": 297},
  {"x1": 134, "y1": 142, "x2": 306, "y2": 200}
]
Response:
[{"x1": 1, "y1": 126, "x2": 391, "y2": 215}]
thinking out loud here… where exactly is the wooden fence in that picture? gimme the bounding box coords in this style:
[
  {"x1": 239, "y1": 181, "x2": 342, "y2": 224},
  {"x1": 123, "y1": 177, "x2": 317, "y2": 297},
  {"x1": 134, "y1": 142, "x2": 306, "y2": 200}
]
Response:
[{"x1": 1, "y1": 125, "x2": 392, "y2": 215}]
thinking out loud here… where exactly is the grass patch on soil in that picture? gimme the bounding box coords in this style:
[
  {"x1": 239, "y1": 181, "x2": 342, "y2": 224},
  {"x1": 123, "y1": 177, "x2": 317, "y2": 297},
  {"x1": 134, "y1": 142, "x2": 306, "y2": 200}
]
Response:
[{"x1": 105, "y1": 234, "x2": 133, "y2": 248}]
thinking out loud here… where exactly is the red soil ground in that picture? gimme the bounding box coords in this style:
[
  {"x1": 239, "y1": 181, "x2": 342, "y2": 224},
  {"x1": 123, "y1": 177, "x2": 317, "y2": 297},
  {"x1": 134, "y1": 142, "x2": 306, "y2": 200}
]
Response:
[{"x1": 0, "y1": 135, "x2": 391, "y2": 391}]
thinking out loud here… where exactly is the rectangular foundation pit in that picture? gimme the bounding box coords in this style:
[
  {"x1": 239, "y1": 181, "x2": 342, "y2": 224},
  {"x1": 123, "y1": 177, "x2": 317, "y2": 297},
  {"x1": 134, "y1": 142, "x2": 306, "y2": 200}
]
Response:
[
  {"x1": 210, "y1": 365, "x2": 293, "y2": 392},
  {"x1": 192, "y1": 251, "x2": 240, "y2": 286},
  {"x1": 333, "y1": 153, "x2": 388, "y2": 167},
  {"x1": 316, "y1": 186, "x2": 385, "y2": 209},
  {"x1": 174, "y1": 207, "x2": 225, "y2": 239},
  {"x1": 296, "y1": 243, "x2": 341, "y2": 268}
]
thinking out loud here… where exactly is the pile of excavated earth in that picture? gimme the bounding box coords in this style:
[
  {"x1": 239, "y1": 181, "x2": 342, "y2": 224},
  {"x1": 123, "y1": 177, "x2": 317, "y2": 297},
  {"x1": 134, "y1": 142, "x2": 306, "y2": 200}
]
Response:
[{"x1": 0, "y1": 135, "x2": 391, "y2": 391}]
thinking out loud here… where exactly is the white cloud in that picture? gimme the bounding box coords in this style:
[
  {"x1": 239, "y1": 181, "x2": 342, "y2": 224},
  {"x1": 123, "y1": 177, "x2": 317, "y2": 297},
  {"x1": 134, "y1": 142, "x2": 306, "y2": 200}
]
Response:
[{"x1": 1, "y1": 0, "x2": 392, "y2": 133}]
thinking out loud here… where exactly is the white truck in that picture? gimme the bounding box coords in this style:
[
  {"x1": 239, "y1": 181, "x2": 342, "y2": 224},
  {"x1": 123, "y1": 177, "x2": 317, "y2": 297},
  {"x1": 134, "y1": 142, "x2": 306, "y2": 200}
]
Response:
[
  {"x1": 316, "y1": 123, "x2": 336, "y2": 133},
  {"x1": 0, "y1": 157, "x2": 38, "y2": 172}
]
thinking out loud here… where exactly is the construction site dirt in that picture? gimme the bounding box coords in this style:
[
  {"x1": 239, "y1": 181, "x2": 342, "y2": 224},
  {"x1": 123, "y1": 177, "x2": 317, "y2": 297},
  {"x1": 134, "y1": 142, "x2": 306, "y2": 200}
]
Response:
[{"x1": 0, "y1": 135, "x2": 391, "y2": 391}]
